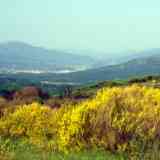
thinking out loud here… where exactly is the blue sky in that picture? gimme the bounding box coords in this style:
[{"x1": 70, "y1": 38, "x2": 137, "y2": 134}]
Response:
[{"x1": 1, "y1": 0, "x2": 160, "y2": 53}]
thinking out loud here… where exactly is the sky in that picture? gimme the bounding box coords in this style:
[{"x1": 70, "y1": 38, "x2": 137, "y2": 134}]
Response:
[{"x1": 1, "y1": 0, "x2": 160, "y2": 54}]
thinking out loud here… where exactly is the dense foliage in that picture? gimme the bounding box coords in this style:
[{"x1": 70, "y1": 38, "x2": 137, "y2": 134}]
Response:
[{"x1": 1, "y1": 84, "x2": 160, "y2": 159}]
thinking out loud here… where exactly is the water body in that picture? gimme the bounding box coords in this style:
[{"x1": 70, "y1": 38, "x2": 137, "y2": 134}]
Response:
[{"x1": 41, "y1": 81, "x2": 81, "y2": 86}]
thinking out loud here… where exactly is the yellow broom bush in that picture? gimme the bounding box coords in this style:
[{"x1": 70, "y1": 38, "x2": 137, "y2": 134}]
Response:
[
  {"x1": 0, "y1": 103, "x2": 57, "y2": 147},
  {"x1": 57, "y1": 85, "x2": 160, "y2": 153},
  {"x1": 1, "y1": 85, "x2": 160, "y2": 155}
]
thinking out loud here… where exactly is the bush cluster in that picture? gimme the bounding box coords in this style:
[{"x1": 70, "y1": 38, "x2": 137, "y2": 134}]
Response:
[
  {"x1": 1, "y1": 85, "x2": 160, "y2": 157},
  {"x1": 57, "y1": 85, "x2": 160, "y2": 154},
  {"x1": 0, "y1": 103, "x2": 57, "y2": 149}
]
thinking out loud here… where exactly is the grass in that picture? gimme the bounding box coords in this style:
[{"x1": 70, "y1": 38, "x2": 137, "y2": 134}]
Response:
[
  {"x1": 0, "y1": 139, "x2": 126, "y2": 160},
  {"x1": 3, "y1": 146, "x2": 126, "y2": 160},
  {"x1": 11, "y1": 150, "x2": 126, "y2": 160}
]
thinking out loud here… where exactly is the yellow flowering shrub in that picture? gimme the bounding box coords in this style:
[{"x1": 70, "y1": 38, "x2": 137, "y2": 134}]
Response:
[
  {"x1": 0, "y1": 103, "x2": 57, "y2": 147},
  {"x1": 56, "y1": 85, "x2": 160, "y2": 153},
  {"x1": 1, "y1": 85, "x2": 160, "y2": 155}
]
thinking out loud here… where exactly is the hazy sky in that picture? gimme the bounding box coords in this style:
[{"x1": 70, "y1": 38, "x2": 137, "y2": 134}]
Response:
[{"x1": 1, "y1": 0, "x2": 160, "y2": 53}]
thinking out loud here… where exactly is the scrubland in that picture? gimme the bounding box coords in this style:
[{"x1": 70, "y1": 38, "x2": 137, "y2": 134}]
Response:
[{"x1": 1, "y1": 85, "x2": 160, "y2": 159}]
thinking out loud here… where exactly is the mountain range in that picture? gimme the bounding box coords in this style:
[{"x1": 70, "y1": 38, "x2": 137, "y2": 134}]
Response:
[
  {"x1": 0, "y1": 41, "x2": 95, "y2": 73},
  {"x1": 60, "y1": 54, "x2": 160, "y2": 83},
  {"x1": 1, "y1": 41, "x2": 160, "y2": 83}
]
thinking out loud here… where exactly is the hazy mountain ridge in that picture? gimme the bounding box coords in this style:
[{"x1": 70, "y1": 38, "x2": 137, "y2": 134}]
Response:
[
  {"x1": 58, "y1": 53, "x2": 160, "y2": 82},
  {"x1": 94, "y1": 48, "x2": 160, "y2": 67},
  {"x1": 1, "y1": 41, "x2": 160, "y2": 83},
  {"x1": 0, "y1": 41, "x2": 95, "y2": 73}
]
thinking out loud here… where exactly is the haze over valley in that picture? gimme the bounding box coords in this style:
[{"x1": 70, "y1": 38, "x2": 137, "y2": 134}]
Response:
[{"x1": 1, "y1": 41, "x2": 160, "y2": 84}]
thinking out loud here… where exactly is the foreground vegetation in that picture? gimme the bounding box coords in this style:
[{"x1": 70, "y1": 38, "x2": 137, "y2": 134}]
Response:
[
  {"x1": 0, "y1": 139, "x2": 125, "y2": 160},
  {"x1": 1, "y1": 82, "x2": 160, "y2": 159}
]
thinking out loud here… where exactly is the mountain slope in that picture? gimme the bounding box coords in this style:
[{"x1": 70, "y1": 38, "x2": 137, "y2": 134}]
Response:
[
  {"x1": 59, "y1": 54, "x2": 160, "y2": 82},
  {"x1": 95, "y1": 48, "x2": 160, "y2": 67},
  {"x1": 1, "y1": 42, "x2": 160, "y2": 83},
  {"x1": 0, "y1": 41, "x2": 95, "y2": 72}
]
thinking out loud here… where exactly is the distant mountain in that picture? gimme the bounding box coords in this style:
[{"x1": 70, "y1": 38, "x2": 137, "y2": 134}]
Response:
[
  {"x1": 1, "y1": 42, "x2": 160, "y2": 83},
  {"x1": 94, "y1": 48, "x2": 160, "y2": 67},
  {"x1": 0, "y1": 41, "x2": 95, "y2": 73},
  {"x1": 59, "y1": 53, "x2": 160, "y2": 83},
  {"x1": 1, "y1": 49, "x2": 160, "y2": 85}
]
